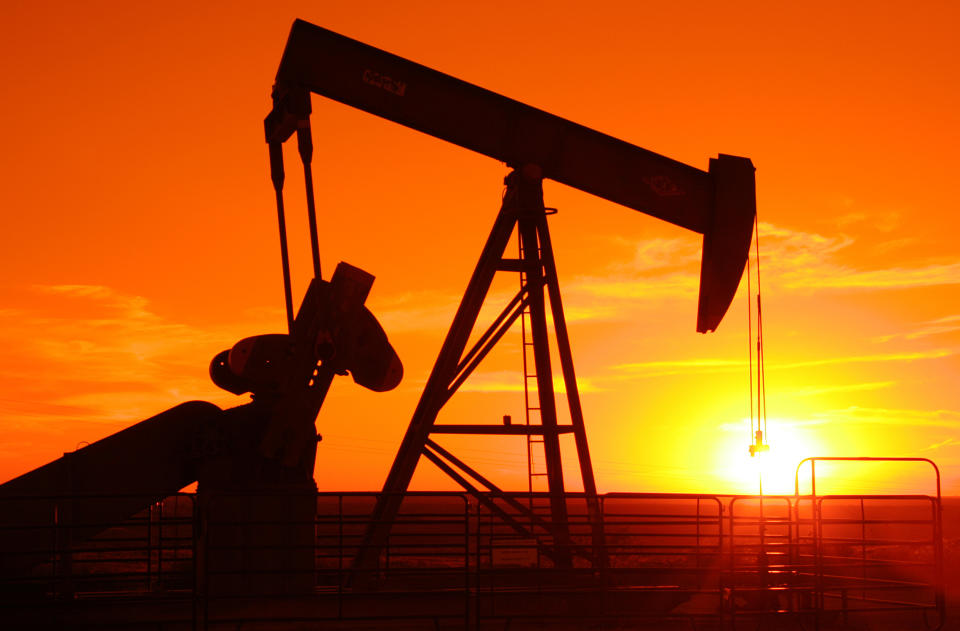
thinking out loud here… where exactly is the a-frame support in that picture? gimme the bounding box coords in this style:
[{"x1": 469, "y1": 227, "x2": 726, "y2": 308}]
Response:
[{"x1": 355, "y1": 165, "x2": 606, "y2": 574}]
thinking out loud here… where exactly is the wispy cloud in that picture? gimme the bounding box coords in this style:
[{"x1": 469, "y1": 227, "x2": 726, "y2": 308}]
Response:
[
  {"x1": 789, "y1": 381, "x2": 896, "y2": 397},
  {"x1": 810, "y1": 406, "x2": 960, "y2": 429},
  {"x1": 613, "y1": 349, "x2": 952, "y2": 377},
  {"x1": 560, "y1": 303, "x2": 620, "y2": 322},
  {"x1": 372, "y1": 222, "x2": 958, "y2": 336},
  {"x1": 0, "y1": 284, "x2": 254, "y2": 425},
  {"x1": 759, "y1": 222, "x2": 854, "y2": 271},
  {"x1": 374, "y1": 284, "x2": 621, "y2": 335},
  {"x1": 923, "y1": 437, "x2": 960, "y2": 452},
  {"x1": 613, "y1": 358, "x2": 742, "y2": 376},
  {"x1": 833, "y1": 211, "x2": 900, "y2": 232},
  {"x1": 875, "y1": 315, "x2": 960, "y2": 343},
  {"x1": 38, "y1": 284, "x2": 150, "y2": 312},
  {"x1": 715, "y1": 407, "x2": 960, "y2": 439},
  {"x1": 835, "y1": 212, "x2": 867, "y2": 228},
  {"x1": 620, "y1": 237, "x2": 701, "y2": 271},
  {"x1": 561, "y1": 221, "x2": 960, "y2": 327},
  {"x1": 456, "y1": 370, "x2": 602, "y2": 394},
  {"x1": 718, "y1": 417, "x2": 828, "y2": 432},
  {"x1": 0, "y1": 396, "x2": 101, "y2": 425},
  {"x1": 758, "y1": 223, "x2": 960, "y2": 290},
  {"x1": 777, "y1": 350, "x2": 954, "y2": 369},
  {"x1": 785, "y1": 262, "x2": 960, "y2": 290},
  {"x1": 372, "y1": 290, "x2": 461, "y2": 333},
  {"x1": 569, "y1": 273, "x2": 697, "y2": 300},
  {"x1": 567, "y1": 236, "x2": 700, "y2": 304},
  {"x1": 872, "y1": 237, "x2": 917, "y2": 254}
]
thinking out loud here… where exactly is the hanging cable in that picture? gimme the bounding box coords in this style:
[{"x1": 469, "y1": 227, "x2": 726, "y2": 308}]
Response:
[
  {"x1": 755, "y1": 218, "x2": 768, "y2": 445},
  {"x1": 747, "y1": 214, "x2": 769, "y2": 465},
  {"x1": 746, "y1": 242, "x2": 755, "y2": 449}
]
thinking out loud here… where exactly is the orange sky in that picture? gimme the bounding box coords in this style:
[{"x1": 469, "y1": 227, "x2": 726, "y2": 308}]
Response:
[{"x1": 1, "y1": 1, "x2": 957, "y2": 496}]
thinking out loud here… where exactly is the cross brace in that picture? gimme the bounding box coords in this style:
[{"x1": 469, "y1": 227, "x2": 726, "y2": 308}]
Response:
[{"x1": 354, "y1": 166, "x2": 607, "y2": 576}]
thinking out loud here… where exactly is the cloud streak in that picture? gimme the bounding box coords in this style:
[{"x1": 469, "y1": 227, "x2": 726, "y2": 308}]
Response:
[
  {"x1": 923, "y1": 437, "x2": 960, "y2": 452},
  {"x1": 0, "y1": 284, "x2": 253, "y2": 426},
  {"x1": 789, "y1": 381, "x2": 896, "y2": 397},
  {"x1": 456, "y1": 370, "x2": 602, "y2": 394},
  {"x1": 356, "y1": 222, "x2": 959, "y2": 336},
  {"x1": 758, "y1": 223, "x2": 960, "y2": 290},
  {"x1": 613, "y1": 349, "x2": 953, "y2": 377},
  {"x1": 718, "y1": 417, "x2": 828, "y2": 433},
  {"x1": 784, "y1": 262, "x2": 960, "y2": 290},
  {"x1": 810, "y1": 406, "x2": 960, "y2": 429},
  {"x1": 876, "y1": 315, "x2": 960, "y2": 343},
  {"x1": 552, "y1": 222, "x2": 960, "y2": 327},
  {"x1": 568, "y1": 237, "x2": 700, "y2": 304}
]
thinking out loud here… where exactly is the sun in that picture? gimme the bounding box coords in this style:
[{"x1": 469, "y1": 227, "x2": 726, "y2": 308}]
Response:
[{"x1": 718, "y1": 418, "x2": 820, "y2": 495}]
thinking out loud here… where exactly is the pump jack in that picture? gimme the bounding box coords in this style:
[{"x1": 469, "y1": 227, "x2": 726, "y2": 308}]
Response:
[
  {"x1": 1, "y1": 18, "x2": 755, "y2": 588},
  {"x1": 263, "y1": 20, "x2": 756, "y2": 574}
]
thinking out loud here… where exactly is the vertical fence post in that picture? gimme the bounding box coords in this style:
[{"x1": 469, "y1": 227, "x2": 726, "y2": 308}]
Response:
[
  {"x1": 695, "y1": 497, "x2": 702, "y2": 590},
  {"x1": 146, "y1": 501, "x2": 152, "y2": 592},
  {"x1": 338, "y1": 493, "x2": 343, "y2": 619},
  {"x1": 158, "y1": 499, "x2": 164, "y2": 589}
]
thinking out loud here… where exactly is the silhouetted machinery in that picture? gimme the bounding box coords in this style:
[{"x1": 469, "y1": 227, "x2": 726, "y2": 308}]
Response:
[{"x1": 0, "y1": 18, "x2": 754, "y2": 589}]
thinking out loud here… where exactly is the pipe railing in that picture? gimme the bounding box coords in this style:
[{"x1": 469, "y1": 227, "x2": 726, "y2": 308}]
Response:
[{"x1": 0, "y1": 483, "x2": 945, "y2": 630}]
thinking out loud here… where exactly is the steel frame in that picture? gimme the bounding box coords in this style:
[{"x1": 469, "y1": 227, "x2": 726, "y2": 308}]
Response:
[{"x1": 355, "y1": 167, "x2": 606, "y2": 574}]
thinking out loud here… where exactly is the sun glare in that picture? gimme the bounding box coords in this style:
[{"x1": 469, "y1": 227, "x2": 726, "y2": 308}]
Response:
[{"x1": 719, "y1": 418, "x2": 819, "y2": 495}]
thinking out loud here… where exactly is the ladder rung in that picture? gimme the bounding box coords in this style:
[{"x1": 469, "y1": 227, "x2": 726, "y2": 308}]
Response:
[
  {"x1": 429, "y1": 425, "x2": 568, "y2": 435},
  {"x1": 496, "y1": 259, "x2": 526, "y2": 272}
]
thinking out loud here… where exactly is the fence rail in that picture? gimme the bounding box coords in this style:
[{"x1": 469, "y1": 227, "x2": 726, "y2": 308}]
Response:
[{"x1": 0, "y1": 487, "x2": 944, "y2": 630}]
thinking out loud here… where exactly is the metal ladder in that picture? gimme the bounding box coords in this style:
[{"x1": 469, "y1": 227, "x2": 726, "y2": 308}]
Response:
[{"x1": 519, "y1": 237, "x2": 549, "y2": 498}]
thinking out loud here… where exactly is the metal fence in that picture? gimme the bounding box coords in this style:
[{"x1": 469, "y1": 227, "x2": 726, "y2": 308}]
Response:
[{"x1": 0, "y1": 487, "x2": 944, "y2": 630}]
